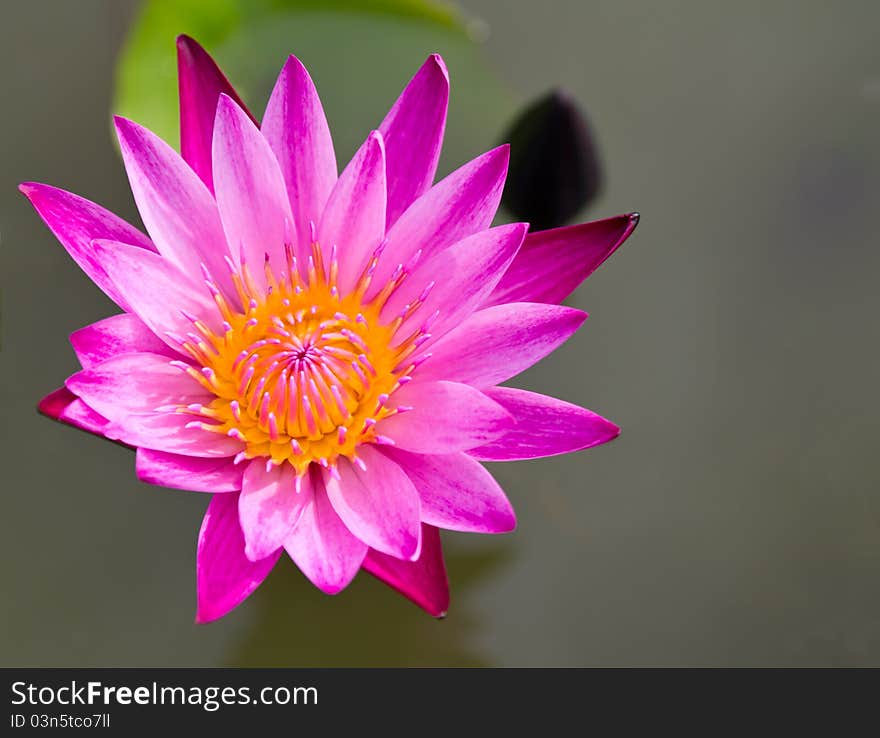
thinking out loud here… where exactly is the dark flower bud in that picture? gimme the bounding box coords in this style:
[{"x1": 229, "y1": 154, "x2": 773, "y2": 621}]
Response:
[{"x1": 501, "y1": 90, "x2": 602, "y2": 230}]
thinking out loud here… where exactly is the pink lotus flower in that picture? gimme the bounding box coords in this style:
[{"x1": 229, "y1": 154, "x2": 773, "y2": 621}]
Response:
[{"x1": 23, "y1": 36, "x2": 638, "y2": 622}]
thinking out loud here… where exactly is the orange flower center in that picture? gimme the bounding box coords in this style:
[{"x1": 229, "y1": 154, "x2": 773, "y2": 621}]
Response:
[{"x1": 175, "y1": 242, "x2": 430, "y2": 477}]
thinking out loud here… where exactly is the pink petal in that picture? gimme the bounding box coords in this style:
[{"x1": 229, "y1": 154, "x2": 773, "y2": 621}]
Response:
[
  {"x1": 324, "y1": 446, "x2": 421, "y2": 561},
  {"x1": 381, "y1": 222, "x2": 527, "y2": 343},
  {"x1": 284, "y1": 469, "x2": 367, "y2": 594},
  {"x1": 18, "y1": 182, "x2": 154, "y2": 312},
  {"x1": 70, "y1": 313, "x2": 178, "y2": 369},
  {"x1": 114, "y1": 116, "x2": 233, "y2": 296},
  {"x1": 262, "y1": 55, "x2": 337, "y2": 255},
  {"x1": 379, "y1": 54, "x2": 449, "y2": 227},
  {"x1": 136, "y1": 448, "x2": 243, "y2": 493},
  {"x1": 212, "y1": 94, "x2": 294, "y2": 292},
  {"x1": 65, "y1": 351, "x2": 209, "y2": 421},
  {"x1": 415, "y1": 302, "x2": 587, "y2": 388},
  {"x1": 383, "y1": 448, "x2": 515, "y2": 533},
  {"x1": 60, "y1": 398, "x2": 113, "y2": 436},
  {"x1": 90, "y1": 239, "x2": 220, "y2": 346},
  {"x1": 104, "y1": 412, "x2": 241, "y2": 458},
  {"x1": 196, "y1": 491, "x2": 280, "y2": 623},
  {"x1": 486, "y1": 213, "x2": 640, "y2": 306},
  {"x1": 65, "y1": 353, "x2": 240, "y2": 458},
  {"x1": 239, "y1": 460, "x2": 310, "y2": 562},
  {"x1": 362, "y1": 524, "x2": 449, "y2": 617},
  {"x1": 377, "y1": 380, "x2": 514, "y2": 454},
  {"x1": 368, "y1": 145, "x2": 510, "y2": 299},
  {"x1": 38, "y1": 386, "x2": 109, "y2": 436},
  {"x1": 177, "y1": 34, "x2": 256, "y2": 193},
  {"x1": 468, "y1": 387, "x2": 620, "y2": 461},
  {"x1": 317, "y1": 130, "x2": 386, "y2": 292}
]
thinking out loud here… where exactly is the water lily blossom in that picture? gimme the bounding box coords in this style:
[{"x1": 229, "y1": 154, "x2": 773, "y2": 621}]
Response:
[{"x1": 23, "y1": 36, "x2": 638, "y2": 622}]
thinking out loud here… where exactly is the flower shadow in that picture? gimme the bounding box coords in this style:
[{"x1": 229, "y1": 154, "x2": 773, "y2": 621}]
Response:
[{"x1": 226, "y1": 538, "x2": 512, "y2": 667}]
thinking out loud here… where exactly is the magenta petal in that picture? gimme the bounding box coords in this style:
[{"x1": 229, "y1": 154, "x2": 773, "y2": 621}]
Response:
[
  {"x1": 382, "y1": 222, "x2": 527, "y2": 343},
  {"x1": 284, "y1": 470, "x2": 367, "y2": 594},
  {"x1": 487, "y1": 213, "x2": 639, "y2": 306},
  {"x1": 317, "y1": 130, "x2": 386, "y2": 292},
  {"x1": 369, "y1": 145, "x2": 510, "y2": 298},
  {"x1": 262, "y1": 55, "x2": 337, "y2": 255},
  {"x1": 324, "y1": 446, "x2": 421, "y2": 561},
  {"x1": 415, "y1": 302, "x2": 587, "y2": 388},
  {"x1": 70, "y1": 313, "x2": 179, "y2": 369},
  {"x1": 196, "y1": 491, "x2": 280, "y2": 623},
  {"x1": 91, "y1": 239, "x2": 220, "y2": 345},
  {"x1": 377, "y1": 380, "x2": 514, "y2": 454},
  {"x1": 468, "y1": 387, "x2": 620, "y2": 461},
  {"x1": 18, "y1": 182, "x2": 154, "y2": 312},
  {"x1": 177, "y1": 35, "x2": 256, "y2": 193},
  {"x1": 362, "y1": 524, "x2": 449, "y2": 617},
  {"x1": 383, "y1": 448, "x2": 515, "y2": 533},
  {"x1": 212, "y1": 94, "x2": 294, "y2": 290},
  {"x1": 114, "y1": 116, "x2": 233, "y2": 295},
  {"x1": 136, "y1": 448, "x2": 243, "y2": 493},
  {"x1": 379, "y1": 54, "x2": 449, "y2": 227},
  {"x1": 239, "y1": 460, "x2": 310, "y2": 562},
  {"x1": 39, "y1": 386, "x2": 109, "y2": 436},
  {"x1": 39, "y1": 386, "x2": 82, "y2": 422}
]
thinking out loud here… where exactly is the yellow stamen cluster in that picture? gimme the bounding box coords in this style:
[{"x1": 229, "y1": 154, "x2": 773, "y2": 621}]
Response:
[{"x1": 174, "y1": 241, "x2": 432, "y2": 478}]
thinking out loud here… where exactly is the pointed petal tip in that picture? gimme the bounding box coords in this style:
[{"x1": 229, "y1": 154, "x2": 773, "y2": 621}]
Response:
[
  {"x1": 426, "y1": 53, "x2": 449, "y2": 81},
  {"x1": 281, "y1": 53, "x2": 308, "y2": 74},
  {"x1": 176, "y1": 33, "x2": 198, "y2": 50},
  {"x1": 194, "y1": 605, "x2": 225, "y2": 625},
  {"x1": 37, "y1": 386, "x2": 73, "y2": 420},
  {"x1": 623, "y1": 211, "x2": 640, "y2": 237},
  {"x1": 366, "y1": 128, "x2": 386, "y2": 150}
]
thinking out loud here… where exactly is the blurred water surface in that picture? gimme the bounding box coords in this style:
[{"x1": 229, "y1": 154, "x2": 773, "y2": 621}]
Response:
[{"x1": 1, "y1": 0, "x2": 878, "y2": 666}]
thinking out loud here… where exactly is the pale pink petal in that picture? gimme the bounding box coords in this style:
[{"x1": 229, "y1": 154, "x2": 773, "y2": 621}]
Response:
[
  {"x1": 262, "y1": 55, "x2": 337, "y2": 254},
  {"x1": 317, "y1": 131, "x2": 386, "y2": 292},
  {"x1": 177, "y1": 34, "x2": 256, "y2": 193},
  {"x1": 239, "y1": 461, "x2": 310, "y2": 562},
  {"x1": 415, "y1": 302, "x2": 586, "y2": 388},
  {"x1": 381, "y1": 223, "x2": 527, "y2": 344},
  {"x1": 284, "y1": 469, "x2": 367, "y2": 594},
  {"x1": 468, "y1": 387, "x2": 620, "y2": 461},
  {"x1": 114, "y1": 116, "x2": 234, "y2": 295},
  {"x1": 104, "y1": 412, "x2": 241, "y2": 458},
  {"x1": 212, "y1": 94, "x2": 294, "y2": 291},
  {"x1": 65, "y1": 352, "x2": 209, "y2": 421},
  {"x1": 378, "y1": 54, "x2": 449, "y2": 227},
  {"x1": 91, "y1": 239, "x2": 220, "y2": 346},
  {"x1": 196, "y1": 491, "x2": 280, "y2": 623},
  {"x1": 70, "y1": 313, "x2": 179, "y2": 369},
  {"x1": 18, "y1": 182, "x2": 154, "y2": 311},
  {"x1": 65, "y1": 352, "x2": 240, "y2": 458},
  {"x1": 324, "y1": 446, "x2": 421, "y2": 561},
  {"x1": 486, "y1": 213, "x2": 640, "y2": 306},
  {"x1": 39, "y1": 386, "x2": 109, "y2": 436},
  {"x1": 368, "y1": 145, "x2": 509, "y2": 298},
  {"x1": 362, "y1": 524, "x2": 449, "y2": 617},
  {"x1": 377, "y1": 380, "x2": 514, "y2": 454},
  {"x1": 383, "y1": 448, "x2": 515, "y2": 533},
  {"x1": 136, "y1": 448, "x2": 243, "y2": 493}
]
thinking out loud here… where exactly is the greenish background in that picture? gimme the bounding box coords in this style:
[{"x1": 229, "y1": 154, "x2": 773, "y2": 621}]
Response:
[{"x1": 1, "y1": 0, "x2": 879, "y2": 666}]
